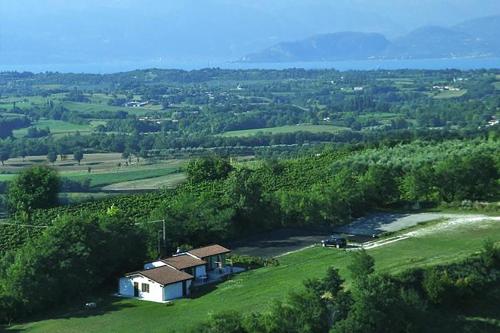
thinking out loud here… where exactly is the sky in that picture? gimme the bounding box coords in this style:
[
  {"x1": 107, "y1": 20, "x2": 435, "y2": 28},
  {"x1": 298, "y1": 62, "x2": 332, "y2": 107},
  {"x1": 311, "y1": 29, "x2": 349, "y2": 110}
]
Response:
[{"x1": 1, "y1": 0, "x2": 499, "y2": 67}]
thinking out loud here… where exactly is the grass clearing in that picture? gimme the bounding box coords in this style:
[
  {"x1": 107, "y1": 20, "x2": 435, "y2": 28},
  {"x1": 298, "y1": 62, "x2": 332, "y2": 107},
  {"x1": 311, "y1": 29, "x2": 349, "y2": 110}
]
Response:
[
  {"x1": 433, "y1": 90, "x2": 467, "y2": 99},
  {"x1": 221, "y1": 124, "x2": 348, "y2": 137},
  {"x1": 7, "y1": 217, "x2": 500, "y2": 333}
]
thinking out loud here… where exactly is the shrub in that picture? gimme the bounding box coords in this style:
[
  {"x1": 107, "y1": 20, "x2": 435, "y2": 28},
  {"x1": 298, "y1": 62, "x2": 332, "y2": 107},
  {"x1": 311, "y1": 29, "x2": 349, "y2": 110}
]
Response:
[{"x1": 227, "y1": 254, "x2": 279, "y2": 270}]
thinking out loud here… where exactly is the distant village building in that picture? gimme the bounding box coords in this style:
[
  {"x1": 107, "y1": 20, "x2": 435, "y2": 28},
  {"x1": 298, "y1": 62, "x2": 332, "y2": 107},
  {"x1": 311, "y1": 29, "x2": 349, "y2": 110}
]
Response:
[
  {"x1": 125, "y1": 100, "x2": 150, "y2": 108},
  {"x1": 118, "y1": 245, "x2": 240, "y2": 303},
  {"x1": 432, "y1": 85, "x2": 460, "y2": 92},
  {"x1": 486, "y1": 116, "x2": 499, "y2": 127}
]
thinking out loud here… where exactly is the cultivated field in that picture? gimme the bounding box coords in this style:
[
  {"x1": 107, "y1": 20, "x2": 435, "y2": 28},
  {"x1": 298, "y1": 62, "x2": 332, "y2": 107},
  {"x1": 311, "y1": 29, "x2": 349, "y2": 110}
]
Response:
[
  {"x1": 0, "y1": 154, "x2": 187, "y2": 205},
  {"x1": 7, "y1": 215, "x2": 499, "y2": 333},
  {"x1": 221, "y1": 124, "x2": 348, "y2": 137},
  {"x1": 101, "y1": 173, "x2": 187, "y2": 191}
]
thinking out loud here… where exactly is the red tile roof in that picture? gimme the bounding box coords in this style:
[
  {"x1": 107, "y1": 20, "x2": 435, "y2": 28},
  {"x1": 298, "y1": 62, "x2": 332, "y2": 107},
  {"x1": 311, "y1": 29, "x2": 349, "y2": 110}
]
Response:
[
  {"x1": 188, "y1": 244, "x2": 231, "y2": 259},
  {"x1": 162, "y1": 254, "x2": 206, "y2": 270},
  {"x1": 127, "y1": 265, "x2": 193, "y2": 286}
]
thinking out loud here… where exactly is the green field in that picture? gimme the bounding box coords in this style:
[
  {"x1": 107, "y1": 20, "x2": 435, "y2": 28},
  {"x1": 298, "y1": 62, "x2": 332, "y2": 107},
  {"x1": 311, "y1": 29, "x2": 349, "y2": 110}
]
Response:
[
  {"x1": 62, "y1": 101, "x2": 155, "y2": 116},
  {"x1": 1, "y1": 164, "x2": 184, "y2": 189},
  {"x1": 101, "y1": 173, "x2": 187, "y2": 191},
  {"x1": 433, "y1": 89, "x2": 467, "y2": 99},
  {"x1": 221, "y1": 124, "x2": 348, "y2": 137},
  {"x1": 7, "y1": 217, "x2": 499, "y2": 333},
  {"x1": 0, "y1": 155, "x2": 187, "y2": 195},
  {"x1": 67, "y1": 167, "x2": 184, "y2": 189},
  {"x1": 12, "y1": 119, "x2": 104, "y2": 138}
]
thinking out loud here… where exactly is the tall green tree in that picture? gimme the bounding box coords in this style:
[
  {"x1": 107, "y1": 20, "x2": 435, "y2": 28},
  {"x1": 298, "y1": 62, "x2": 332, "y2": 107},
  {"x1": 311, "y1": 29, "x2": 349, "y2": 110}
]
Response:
[
  {"x1": 73, "y1": 149, "x2": 84, "y2": 165},
  {"x1": 7, "y1": 166, "x2": 60, "y2": 219},
  {"x1": 348, "y1": 250, "x2": 375, "y2": 283},
  {"x1": 187, "y1": 155, "x2": 233, "y2": 183},
  {"x1": 47, "y1": 150, "x2": 57, "y2": 164},
  {"x1": 0, "y1": 147, "x2": 10, "y2": 166}
]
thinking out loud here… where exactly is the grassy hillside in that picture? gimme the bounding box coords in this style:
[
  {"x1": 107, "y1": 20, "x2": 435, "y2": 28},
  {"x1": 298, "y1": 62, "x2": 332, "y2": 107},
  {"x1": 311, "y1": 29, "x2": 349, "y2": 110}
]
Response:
[{"x1": 6, "y1": 216, "x2": 499, "y2": 333}]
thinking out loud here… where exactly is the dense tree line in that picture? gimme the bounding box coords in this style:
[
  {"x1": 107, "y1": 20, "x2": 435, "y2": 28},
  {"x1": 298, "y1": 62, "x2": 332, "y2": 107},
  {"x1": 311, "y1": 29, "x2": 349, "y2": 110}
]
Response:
[
  {"x1": 0, "y1": 116, "x2": 30, "y2": 139},
  {"x1": 0, "y1": 125, "x2": 495, "y2": 167},
  {"x1": 0, "y1": 214, "x2": 146, "y2": 323}
]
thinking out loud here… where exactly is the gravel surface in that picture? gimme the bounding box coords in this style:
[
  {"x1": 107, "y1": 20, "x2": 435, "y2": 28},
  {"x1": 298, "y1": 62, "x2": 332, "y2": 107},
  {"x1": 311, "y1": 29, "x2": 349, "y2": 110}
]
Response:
[
  {"x1": 232, "y1": 213, "x2": 499, "y2": 257},
  {"x1": 332, "y1": 212, "x2": 481, "y2": 236}
]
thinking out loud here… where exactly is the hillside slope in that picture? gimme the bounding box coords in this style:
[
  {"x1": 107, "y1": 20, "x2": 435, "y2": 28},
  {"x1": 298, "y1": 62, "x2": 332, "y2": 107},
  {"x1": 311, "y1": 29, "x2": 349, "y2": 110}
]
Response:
[{"x1": 5, "y1": 215, "x2": 499, "y2": 332}]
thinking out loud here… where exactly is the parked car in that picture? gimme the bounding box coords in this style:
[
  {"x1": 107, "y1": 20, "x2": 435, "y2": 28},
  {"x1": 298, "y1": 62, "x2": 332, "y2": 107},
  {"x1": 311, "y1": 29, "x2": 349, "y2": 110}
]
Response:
[{"x1": 321, "y1": 236, "x2": 347, "y2": 248}]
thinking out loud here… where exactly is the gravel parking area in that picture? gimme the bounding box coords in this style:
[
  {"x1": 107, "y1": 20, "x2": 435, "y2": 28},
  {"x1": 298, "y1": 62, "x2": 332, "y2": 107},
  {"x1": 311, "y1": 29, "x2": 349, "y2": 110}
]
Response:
[
  {"x1": 231, "y1": 212, "x2": 498, "y2": 257},
  {"x1": 332, "y1": 212, "x2": 473, "y2": 236}
]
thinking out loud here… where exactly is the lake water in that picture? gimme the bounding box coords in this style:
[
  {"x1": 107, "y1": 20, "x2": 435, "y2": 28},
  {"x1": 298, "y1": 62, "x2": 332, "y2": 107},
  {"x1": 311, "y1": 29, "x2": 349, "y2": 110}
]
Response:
[{"x1": 2, "y1": 57, "x2": 499, "y2": 74}]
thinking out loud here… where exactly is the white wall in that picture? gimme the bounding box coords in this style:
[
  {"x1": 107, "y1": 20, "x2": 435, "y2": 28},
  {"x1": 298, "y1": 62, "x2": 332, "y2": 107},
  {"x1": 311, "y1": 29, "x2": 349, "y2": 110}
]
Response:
[
  {"x1": 164, "y1": 280, "x2": 192, "y2": 300},
  {"x1": 143, "y1": 261, "x2": 167, "y2": 270},
  {"x1": 119, "y1": 275, "x2": 164, "y2": 302}
]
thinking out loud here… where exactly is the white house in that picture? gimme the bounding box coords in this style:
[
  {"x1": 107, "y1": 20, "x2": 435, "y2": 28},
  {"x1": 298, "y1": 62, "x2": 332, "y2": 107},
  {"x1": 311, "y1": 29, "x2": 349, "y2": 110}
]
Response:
[
  {"x1": 119, "y1": 244, "x2": 232, "y2": 302},
  {"x1": 119, "y1": 265, "x2": 193, "y2": 302}
]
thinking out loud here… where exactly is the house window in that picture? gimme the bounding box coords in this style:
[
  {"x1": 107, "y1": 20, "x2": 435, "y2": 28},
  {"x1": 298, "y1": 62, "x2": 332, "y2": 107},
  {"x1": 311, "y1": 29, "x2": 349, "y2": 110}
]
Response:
[{"x1": 141, "y1": 283, "x2": 150, "y2": 293}]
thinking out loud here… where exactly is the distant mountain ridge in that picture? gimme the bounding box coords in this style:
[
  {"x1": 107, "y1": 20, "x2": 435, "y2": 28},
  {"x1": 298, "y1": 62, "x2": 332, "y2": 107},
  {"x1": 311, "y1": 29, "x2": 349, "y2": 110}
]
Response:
[
  {"x1": 241, "y1": 32, "x2": 390, "y2": 62},
  {"x1": 241, "y1": 15, "x2": 500, "y2": 62}
]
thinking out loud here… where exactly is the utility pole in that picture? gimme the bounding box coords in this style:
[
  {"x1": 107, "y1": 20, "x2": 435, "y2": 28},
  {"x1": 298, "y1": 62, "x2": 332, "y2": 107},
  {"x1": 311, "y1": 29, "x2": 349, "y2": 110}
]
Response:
[
  {"x1": 162, "y1": 219, "x2": 166, "y2": 253},
  {"x1": 157, "y1": 230, "x2": 162, "y2": 259}
]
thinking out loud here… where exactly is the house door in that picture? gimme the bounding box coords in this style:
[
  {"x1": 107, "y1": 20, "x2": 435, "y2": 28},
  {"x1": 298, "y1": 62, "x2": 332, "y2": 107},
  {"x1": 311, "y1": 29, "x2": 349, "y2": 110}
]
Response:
[
  {"x1": 133, "y1": 282, "x2": 139, "y2": 297},
  {"x1": 182, "y1": 281, "x2": 187, "y2": 296}
]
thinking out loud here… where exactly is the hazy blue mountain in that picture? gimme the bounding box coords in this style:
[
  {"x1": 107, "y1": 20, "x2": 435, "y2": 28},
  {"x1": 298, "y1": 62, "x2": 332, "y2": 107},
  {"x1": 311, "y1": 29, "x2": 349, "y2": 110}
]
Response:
[
  {"x1": 242, "y1": 33, "x2": 390, "y2": 62},
  {"x1": 242, "y1": 15, "x2": 500, "y2": 62},
  {"x1": 453, "y1": 15, "x2": 500, "y2": 51},
  {"x1": 388, "y1": 15, "x2": 500, "y2": 59},
  {"x1": 386, "y1": 26, "x2": 488, "y2": 59},
  {"x1": 0, "y1": 1, "x2": 499, "y2": 68}
]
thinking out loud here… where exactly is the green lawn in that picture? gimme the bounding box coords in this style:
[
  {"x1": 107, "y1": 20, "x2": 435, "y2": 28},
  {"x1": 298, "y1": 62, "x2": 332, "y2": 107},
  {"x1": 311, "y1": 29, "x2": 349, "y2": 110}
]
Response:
[
  {"x1": 221, "y1": 124, "x2": 348, "y2": 137},
  {"x1": 7, "y1": 218, "x2": 499, "y2": 333}
]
